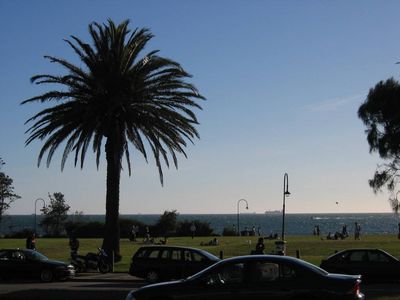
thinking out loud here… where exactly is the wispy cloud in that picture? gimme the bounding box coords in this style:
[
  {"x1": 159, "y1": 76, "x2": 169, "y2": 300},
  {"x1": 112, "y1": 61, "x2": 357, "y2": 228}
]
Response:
[{"x1": 306, "y1": 94, "x2": 364, "y2": 112}]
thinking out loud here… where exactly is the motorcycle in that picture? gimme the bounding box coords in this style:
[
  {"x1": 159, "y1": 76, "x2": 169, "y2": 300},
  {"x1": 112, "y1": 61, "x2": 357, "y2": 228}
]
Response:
[{"x1": 71, "y1": 248, "x2": 111, "y2": 273}]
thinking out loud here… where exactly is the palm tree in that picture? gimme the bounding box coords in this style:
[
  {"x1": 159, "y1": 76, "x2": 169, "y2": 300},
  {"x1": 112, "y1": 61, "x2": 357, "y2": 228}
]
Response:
[{"x1": 22, "y1": 20, "x2": 204, "y2": 258}]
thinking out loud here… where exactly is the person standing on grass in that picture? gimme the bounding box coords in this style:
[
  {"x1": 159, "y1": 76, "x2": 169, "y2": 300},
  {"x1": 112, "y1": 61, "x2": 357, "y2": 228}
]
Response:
[
  {"x1": 398, "y1": 223, "x2": 400, "y2": 239},
  {"x1": 255, "y1": 237, "x2": 265, "y2": 254},
  {"x1": 354, "y1": 222, "x2": 361, "y2": 240},
  {"x1": 69, "y1": 236, "x2": 80, "y2": 257},
  {"x1": 26, "y1": 234, "x2": 33, "y2": 249}
]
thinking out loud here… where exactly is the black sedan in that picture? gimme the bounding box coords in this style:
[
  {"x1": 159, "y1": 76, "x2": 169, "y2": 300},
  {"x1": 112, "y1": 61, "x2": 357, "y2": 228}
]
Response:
[
  {"x1": 0, "y1": 248, "x2": 75, "y2": 282},
  {"x1": 126, "y1": 255, "x2": 364, "y2": 300},
  {"x1": 320, "y1": 248, "x2": 400, "y2": 282}
]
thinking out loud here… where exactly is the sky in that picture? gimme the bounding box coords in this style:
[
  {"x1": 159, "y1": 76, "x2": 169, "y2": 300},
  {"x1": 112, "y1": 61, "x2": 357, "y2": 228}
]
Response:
[{"x1": 1, "y1": 0, "x2": 400, "y2": 215}]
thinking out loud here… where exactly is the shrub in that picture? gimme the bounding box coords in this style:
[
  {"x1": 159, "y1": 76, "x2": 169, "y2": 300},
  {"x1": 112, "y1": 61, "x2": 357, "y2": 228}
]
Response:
[
  {"x1": 176, "y1": 220, "x2": 214, "y2": 236},
  {"x1": 222, "y1": 227, "x2": 236, "y2": 236}
]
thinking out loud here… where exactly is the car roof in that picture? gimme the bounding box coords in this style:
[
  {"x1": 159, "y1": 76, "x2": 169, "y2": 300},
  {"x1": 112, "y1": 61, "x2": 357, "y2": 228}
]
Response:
[
  {"x1": 222, "y1": 255, "x2": 305, "y2": 264},
  {"x1": 138, "y1": 245, "x2": 210, "y2": 252},
  {"x1": 327, "y1": 248, "x2": 398, "y2": 259}
]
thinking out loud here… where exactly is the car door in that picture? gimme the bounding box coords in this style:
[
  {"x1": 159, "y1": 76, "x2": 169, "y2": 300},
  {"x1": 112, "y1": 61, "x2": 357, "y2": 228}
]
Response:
[
  {"x1": 345, "y1": 250, "x2": 370, "y2": 276},
  {"x1": 0, "y1": 250, "x2": 13, "y2": 278},
  {"x1": 186, "y1": 261, "x2": 285, "y2": 300},
  {"x1": 7, "y1": 250, "x2": 29, "y2": 278},
  {"x1": 238, "y1": 261, "x2": 292, "y2": 300},
  {"x1": 160, "y1": 248, "x2": 185, "y2": 280},
  {"x1": 367, "y1": 250, "x2": 397, "y2": 281},
  {"x1": 182, "y1": 249, "x2": 209, "y2": 277}
]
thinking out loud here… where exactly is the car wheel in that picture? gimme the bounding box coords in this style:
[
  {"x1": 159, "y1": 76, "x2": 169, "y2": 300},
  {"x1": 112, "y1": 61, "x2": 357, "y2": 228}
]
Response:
[
  {"x1": 98, "y1": 262, "x2": 111, "y2": 274},
  {"x1": 146, "y1": 270, "x2": 159, "y2": 283},
  {"x1": 40, "y1": 269, "x2": 54, "y2": 282}
]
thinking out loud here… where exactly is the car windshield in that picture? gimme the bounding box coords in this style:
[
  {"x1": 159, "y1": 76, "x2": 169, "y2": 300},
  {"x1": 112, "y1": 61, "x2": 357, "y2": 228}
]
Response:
[
  {"x1": 26, "y1": 251, "x2": 48, "y2": 261},
  {"x1": 294, "y1": 258, "x2": 328, "y2": 275}
]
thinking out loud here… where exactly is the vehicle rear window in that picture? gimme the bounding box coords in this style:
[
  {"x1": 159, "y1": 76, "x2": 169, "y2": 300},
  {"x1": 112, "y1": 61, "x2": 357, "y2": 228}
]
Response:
[
  {"x1": 134, "y1": 249, "x2": 147, "y2": 258},
  {"x1": 369, "y1": 251, "x2": 390, "y2": 263}
]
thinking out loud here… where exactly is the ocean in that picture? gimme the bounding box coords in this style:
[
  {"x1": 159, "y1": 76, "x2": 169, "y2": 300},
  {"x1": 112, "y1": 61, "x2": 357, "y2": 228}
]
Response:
[{"x1": 1, "y1": 213, "x2": 399, "y2": 236}]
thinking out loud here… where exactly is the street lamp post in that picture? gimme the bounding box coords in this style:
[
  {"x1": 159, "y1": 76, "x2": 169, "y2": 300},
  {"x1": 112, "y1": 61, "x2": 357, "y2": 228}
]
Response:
[
  {"x1": 237, "y1": 198, "x2": 249, "y2": 236},
  {"x1": 281, "y1": 173, "x2": 290, "y2": 241},
  {"x1": 34, "y1": 198, "x2": 46, "y2": 235}
]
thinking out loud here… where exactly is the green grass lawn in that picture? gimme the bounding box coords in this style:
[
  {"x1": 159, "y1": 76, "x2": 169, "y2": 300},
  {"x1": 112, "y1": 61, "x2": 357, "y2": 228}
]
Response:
[
  {"x1": 1, "y1": 235, "x2": 400, "y2": 300},
  {"x1": 1, "y1": 234, "x2": 399, "y2": 272}
]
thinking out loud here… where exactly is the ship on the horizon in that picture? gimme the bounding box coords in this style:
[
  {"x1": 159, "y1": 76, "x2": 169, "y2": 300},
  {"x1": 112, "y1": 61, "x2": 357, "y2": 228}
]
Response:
[{"x1": 264, "y1": 210, "x2": 281, "y2": 214}]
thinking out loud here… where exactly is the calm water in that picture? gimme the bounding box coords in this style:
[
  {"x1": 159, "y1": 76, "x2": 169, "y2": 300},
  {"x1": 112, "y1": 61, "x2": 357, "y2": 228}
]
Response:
[{"x1": 1, "y1": 213, "x2": 399, "y2": 236}]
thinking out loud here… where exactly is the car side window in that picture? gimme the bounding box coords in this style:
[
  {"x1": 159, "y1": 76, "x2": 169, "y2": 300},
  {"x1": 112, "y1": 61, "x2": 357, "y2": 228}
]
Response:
[
  {"x1": 148, "y1": 249, "x2": 160, "y2": 259},
  {"x1": 280, "y1": 264, "x2": 296, "y2": 280},
  {"x1": 160, "y1": 249, "x2": 169, "y2": 259},
  {"x1": 184, "y1": 250, "x2": 192, "y2": 262},
  {"x1": 244, "y1": 262, "x2": 279, "y2": 283},
  {"x1": 220, "y1": 263, "x2": 244, "y2": 284},
  {"x1": 10, "y1": 251, "x2": 25, "y2": 261},
  {"x1": 171, "y1": 250, "x2": 181, "y2": 261},
  {"x1": 368, "y1": 251, "x2": 390, "y2": 263},
  {"x1": 349, "y1": 251, "x2": 368, "y2": 262}
]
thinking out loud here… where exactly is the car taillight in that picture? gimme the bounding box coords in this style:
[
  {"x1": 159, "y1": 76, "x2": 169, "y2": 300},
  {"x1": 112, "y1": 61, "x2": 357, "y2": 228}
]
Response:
[{"x1": 349, "y1": 281, "x2": 361, "y2": 295}]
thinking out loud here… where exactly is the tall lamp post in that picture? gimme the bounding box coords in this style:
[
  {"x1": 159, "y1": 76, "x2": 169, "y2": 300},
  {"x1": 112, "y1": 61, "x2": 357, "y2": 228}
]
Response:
[
  {"x1": 34, "y1": 198, "x2": 46, "y2": 235},
  {"x1": 237, "y1": 198, "x2": 248, "y2": 236},
  {"x1": 281, "y1": 173, "x2": 290, "y2": 241}
]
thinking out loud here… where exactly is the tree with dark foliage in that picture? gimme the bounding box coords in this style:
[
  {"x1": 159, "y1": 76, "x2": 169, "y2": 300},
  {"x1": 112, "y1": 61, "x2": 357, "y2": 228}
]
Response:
[
  {"x1": 22, "y1": 20, "x2": 204, "y2": 258},
  {"x1": 358, "y1": 78, "x2": 400, "y2": 212},
  {"x1": 40, "y1": 192, "x2": 70, "y2": 236},
  {"x1": 0, "y1": 158, "x2": 20, "y2": 223}
]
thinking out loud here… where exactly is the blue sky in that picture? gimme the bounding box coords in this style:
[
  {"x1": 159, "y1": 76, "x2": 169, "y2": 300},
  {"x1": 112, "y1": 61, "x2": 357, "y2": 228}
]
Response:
[{"x1": 1, "y1": 0, "x2": 400, "y2": 214}]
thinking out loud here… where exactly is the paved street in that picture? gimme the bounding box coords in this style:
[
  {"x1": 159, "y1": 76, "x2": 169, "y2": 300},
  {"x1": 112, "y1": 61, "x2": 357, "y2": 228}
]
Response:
[
  {"x1": 0, "y1": 272, "x2": 144, "y2": 300},
  {"x1": 1, "y1": 272, "x2": 400, "y2": 300}
]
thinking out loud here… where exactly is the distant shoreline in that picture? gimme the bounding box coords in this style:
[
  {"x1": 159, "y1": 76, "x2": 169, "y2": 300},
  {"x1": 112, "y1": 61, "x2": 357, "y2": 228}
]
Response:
[{"x1": 5, "y1": 212, "x2": 395, "y2": 216}]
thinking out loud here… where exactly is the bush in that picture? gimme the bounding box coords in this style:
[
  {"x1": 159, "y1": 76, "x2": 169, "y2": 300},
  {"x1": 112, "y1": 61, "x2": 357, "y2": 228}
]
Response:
[
  {"x1": 176, "y1": 220, "x2": 214, "y2": 236},
  {"x1": 5, "y1": 228, "x2": 34, "y2": 238},
  {"x1": 64, "y1": 221, "x2": 105, "y2": 238},
  {"x1": 222, "y1": 227, "x2": 236, "y2": 236}
]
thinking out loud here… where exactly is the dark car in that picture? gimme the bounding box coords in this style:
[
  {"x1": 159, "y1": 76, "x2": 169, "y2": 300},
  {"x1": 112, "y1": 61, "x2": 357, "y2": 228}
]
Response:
[
  {"x1": 129, "y1": 245, "x2": 220, "y2": 282},
  {"x1": 0, "y1": 249, "x2": 75, "y2": 282},
  {"x1": 320, "y1": 248, "x2": 400, "y2": 282},
  {"x1": 126, "y1": 255, "x2": 364, "y2": 300}
]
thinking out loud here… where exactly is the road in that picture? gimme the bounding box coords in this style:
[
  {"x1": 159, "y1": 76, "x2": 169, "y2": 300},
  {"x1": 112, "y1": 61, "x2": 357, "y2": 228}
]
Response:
[
  {"x1": 0, "y1": 272, "x2": 142, "y2": 300},
  {"x1": 0, "y1": 273, "x2": 399, "y2": 300}
]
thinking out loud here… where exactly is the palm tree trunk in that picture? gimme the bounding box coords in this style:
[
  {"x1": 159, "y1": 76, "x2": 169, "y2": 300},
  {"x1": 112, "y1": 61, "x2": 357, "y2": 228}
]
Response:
[{"x1": 102, "y1": 137, "x2": 122, "y2": 261}]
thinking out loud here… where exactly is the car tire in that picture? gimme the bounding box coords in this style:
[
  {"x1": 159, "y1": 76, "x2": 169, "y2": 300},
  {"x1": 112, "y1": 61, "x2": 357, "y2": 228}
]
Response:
[
  {"x1": 40, "y1": 269, "x2": 54, "y2": 282},
  {"x1": 146, "y1": 270, "x2": 159, "y2": 283},
  {"x1": 98, "y1": 262, "x2": 111, "y2": 274}
]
